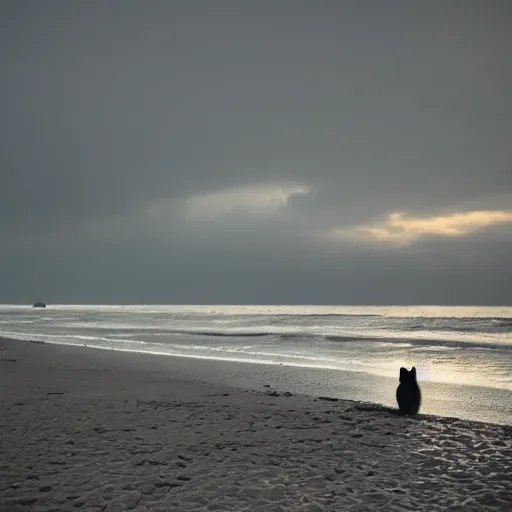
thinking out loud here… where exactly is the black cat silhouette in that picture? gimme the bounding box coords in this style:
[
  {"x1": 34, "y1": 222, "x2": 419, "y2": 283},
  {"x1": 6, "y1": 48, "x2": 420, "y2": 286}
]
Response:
[{"x1": 396, "y1": 366, "x2": 421, "y2": 415}]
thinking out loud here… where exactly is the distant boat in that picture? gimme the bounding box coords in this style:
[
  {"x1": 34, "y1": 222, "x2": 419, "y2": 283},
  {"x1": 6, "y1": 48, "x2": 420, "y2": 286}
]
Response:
[{"x1": 33, "y1": 302, "x2": 46, "y2": 308}]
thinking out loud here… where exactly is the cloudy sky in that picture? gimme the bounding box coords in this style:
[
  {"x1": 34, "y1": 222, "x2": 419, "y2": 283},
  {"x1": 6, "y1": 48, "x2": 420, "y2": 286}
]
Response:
[{"x1": 1, "y1": 1, "x2": 511, "y2": 305}]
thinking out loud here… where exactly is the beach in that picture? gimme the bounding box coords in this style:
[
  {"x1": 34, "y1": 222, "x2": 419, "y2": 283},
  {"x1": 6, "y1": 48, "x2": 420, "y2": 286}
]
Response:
[
  {"x1": 1, "y1": 305, "x2": 511, "y2": 426},
  {"x1": 1, "y1": 338, "x2": 511, "y2": 511}
]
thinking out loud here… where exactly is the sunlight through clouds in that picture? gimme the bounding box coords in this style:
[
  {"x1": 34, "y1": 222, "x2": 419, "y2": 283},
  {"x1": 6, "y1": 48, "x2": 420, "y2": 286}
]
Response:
[
  {"x1": 185, "y1": 183, "x2": 311, "y2": 220},
  {"x1": 327, "y1": 210, "x2": 512, "y2": 246}
]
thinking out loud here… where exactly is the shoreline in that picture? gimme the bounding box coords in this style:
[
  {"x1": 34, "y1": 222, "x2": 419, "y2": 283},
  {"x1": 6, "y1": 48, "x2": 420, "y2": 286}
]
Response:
[{"x1": 1, "y1": 336, "x2": 511, "y2": 427}]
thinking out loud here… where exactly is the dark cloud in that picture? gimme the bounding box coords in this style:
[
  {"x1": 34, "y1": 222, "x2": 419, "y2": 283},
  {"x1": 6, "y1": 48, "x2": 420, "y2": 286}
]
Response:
[{"x1": 1, "y1": 1, "x2": 511, "y2": 303}]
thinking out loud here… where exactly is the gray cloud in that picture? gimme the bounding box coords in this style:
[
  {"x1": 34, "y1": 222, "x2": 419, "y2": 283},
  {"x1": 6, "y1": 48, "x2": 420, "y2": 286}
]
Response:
[{"x1": 1, "y1": 1, "x2": 511, "y2": 304}]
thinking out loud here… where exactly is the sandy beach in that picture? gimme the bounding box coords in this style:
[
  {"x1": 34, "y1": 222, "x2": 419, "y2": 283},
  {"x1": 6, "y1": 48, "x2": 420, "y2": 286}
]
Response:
[{"x1": 1, "y1": 338, "x2": 511, "y2": 512}]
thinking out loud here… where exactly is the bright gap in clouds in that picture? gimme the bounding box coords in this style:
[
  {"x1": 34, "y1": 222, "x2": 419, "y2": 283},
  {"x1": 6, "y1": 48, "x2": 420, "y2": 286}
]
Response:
[
  {"x1": 185, "y1": 183, "x2": 311, "y2": 220},
  {"x1": 328, "y1": 210, "x2": 512, "y2": 246}
]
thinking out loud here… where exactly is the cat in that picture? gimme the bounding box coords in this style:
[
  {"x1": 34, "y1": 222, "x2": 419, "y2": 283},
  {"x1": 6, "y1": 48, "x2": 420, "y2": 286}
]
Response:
[{"x1": 396, "y1": 366, "x2": 421, "y2": 415}]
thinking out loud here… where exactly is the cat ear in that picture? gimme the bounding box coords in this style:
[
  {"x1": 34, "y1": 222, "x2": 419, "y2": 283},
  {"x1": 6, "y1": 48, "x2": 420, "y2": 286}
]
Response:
[
  {"x1": 410, "y1": 367, "x2": 417, "y2": 378},
  {"x1": 399, "y1": 367, "x2": 408, "y2": 382}
]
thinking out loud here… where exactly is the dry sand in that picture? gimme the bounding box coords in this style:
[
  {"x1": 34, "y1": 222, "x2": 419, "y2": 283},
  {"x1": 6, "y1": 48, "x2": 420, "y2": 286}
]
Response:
[{"x1": 0, "y1": 338, "x2": 511, "y2": 511}]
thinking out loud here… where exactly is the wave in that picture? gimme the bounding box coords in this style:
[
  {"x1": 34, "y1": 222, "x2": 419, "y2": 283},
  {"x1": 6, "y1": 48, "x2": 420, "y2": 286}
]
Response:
[
  {"x1": 152, "y1": 327, "x2": 512, "y2": 350},
  {"x1": 2, "y1": 306, "x2": 511, "y2": 355},
  {"x1": 64, "y1": 315, "x2": 512, "y2": 334},
  {"x1": 325, "y1": 334, "x2": 510, "y2": 351},
  {"x1": 273, "y1": 313, "x2": 382, "y2": 318},
  {"x1": 160, "y1": 328, "x2": 380, "y2": 341},
  {"x1": 172, "y1": 329, "x2": 274, "y2": 338},
  {"x1": 4, "y1": 324, "x2": 509, "y2": 350}
]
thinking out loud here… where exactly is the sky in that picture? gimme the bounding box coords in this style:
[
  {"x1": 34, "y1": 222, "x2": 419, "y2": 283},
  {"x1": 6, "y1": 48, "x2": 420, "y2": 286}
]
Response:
[{"x1": 1, "y1": 0, "x2": 511, "y2": 305}]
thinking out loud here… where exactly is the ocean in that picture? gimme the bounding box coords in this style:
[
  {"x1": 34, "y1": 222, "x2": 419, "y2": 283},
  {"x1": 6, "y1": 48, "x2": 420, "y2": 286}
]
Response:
[{"x1": 1, "y1": 304, "x2": 511, "y2": 424}]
